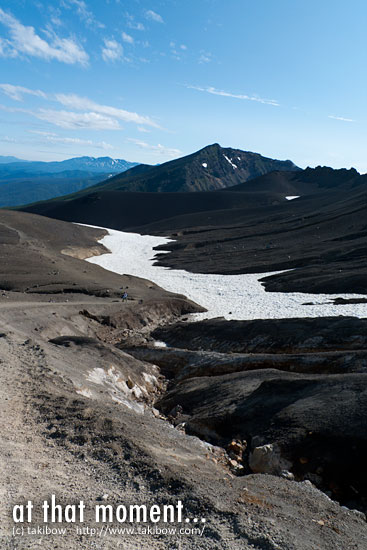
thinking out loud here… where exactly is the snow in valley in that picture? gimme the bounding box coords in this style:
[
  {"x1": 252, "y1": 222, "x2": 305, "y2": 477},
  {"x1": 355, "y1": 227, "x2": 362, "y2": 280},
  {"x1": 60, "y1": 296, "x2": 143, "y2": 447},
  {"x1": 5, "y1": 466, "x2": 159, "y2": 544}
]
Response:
[{"x1": 85, "y1": 226, "x2": 367, "y2": 321}]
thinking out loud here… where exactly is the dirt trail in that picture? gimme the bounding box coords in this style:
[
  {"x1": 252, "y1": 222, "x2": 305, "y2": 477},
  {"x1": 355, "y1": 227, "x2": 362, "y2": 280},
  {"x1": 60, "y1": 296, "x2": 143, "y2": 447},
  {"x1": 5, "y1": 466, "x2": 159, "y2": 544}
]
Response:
[
  {"x1": 0, "y1": 299, "x2": 119, "y2": 310},
  {"x1": 0, "y1": 332, "x2": 174, "y2": 549}
]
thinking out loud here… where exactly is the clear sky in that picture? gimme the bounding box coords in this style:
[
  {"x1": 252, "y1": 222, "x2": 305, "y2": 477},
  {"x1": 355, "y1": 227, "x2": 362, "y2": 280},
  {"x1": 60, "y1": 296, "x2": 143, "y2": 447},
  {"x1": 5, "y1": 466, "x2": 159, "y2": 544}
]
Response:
[{"x1": 0, "y1": 0, "x2": 366, "y2": 172}]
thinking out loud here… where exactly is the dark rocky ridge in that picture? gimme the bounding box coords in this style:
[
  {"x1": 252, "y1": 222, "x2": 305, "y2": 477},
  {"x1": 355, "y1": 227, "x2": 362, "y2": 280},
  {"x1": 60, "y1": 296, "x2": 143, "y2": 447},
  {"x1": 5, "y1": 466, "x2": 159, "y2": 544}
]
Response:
[
  {"x1": 124, "y1": 346, "x2": 367, "y2": 380},
  {"x1": 153, "y1": 316, "x2": 367, "y2": 354},
  {"x1": 227, "y1": 165, "x2": 363, "y2": 194}
]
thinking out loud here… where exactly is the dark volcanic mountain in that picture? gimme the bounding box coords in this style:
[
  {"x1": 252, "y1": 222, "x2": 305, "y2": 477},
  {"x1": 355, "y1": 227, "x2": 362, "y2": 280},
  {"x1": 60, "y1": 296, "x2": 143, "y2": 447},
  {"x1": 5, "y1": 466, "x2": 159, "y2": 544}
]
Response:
[
  {"x1": 0, "y1": 155, "x2": 138, "y2": 207},
  {"x1": 94, "y1": 143, "x2": 300, "y2": 193}
]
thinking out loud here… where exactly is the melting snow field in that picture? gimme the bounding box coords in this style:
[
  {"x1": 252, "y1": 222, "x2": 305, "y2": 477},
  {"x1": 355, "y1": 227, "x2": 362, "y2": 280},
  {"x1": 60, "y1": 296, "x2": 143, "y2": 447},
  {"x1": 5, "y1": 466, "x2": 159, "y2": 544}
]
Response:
[{"x1": 85, "y1": 226, "x2": 367, "y2": 320}]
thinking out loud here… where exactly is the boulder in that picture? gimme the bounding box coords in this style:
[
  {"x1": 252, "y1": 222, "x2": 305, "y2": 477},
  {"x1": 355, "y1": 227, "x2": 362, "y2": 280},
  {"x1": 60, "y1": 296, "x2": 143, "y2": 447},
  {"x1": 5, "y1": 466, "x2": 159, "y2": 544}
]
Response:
[{"x1": 249, "y1": 443, "x2": 292, "y2": 474}]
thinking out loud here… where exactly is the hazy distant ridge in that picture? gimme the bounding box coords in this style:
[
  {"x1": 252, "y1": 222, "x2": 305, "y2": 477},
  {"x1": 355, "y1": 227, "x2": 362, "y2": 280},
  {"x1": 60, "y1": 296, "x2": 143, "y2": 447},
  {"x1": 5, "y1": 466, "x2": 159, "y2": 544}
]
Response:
[{"x1": 0, "y1": 155, "x2": 139, "y2": 207}]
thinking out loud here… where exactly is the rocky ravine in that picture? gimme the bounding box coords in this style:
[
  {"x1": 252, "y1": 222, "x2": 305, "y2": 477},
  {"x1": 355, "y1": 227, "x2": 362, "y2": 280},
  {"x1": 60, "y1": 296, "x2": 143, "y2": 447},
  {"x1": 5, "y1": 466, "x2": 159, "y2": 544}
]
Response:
[
  {"x1": 1, "y1": 210, "x2": 367, "y2": 550},
  {"x1": 128, "y1": 316, "x2": 367, "y2": 511}
]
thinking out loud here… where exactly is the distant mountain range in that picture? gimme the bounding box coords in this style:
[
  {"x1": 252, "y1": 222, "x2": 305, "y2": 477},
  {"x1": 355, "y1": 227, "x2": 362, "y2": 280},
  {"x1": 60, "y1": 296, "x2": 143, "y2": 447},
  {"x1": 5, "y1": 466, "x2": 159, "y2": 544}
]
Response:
[
  {"x1": 0, "y1": 155, "x2": 28, "y2": 164},
  {"x1": 0, "y1": 156, "x2": 138, "y2": 207},
  {"x1": 0, "y1": 155, "x2": 138, "y2": 173}
]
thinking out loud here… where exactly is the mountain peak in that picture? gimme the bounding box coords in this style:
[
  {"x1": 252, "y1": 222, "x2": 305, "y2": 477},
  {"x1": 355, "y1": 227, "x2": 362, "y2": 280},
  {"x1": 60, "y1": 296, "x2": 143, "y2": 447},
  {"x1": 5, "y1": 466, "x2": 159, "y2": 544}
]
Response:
[
  {"x1": 201, "y1": 142, "x2": 222, "y2": 150},
  {"x1": 77, "y1": 144, "x2": 301, "y2": 194}
]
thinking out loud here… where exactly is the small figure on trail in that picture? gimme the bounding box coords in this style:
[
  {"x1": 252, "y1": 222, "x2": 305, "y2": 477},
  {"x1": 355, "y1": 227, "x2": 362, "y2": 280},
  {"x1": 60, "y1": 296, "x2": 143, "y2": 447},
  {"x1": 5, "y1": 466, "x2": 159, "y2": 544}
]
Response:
[{"x1": 122, "y1": 291, "x2": 128, "y2": 301}]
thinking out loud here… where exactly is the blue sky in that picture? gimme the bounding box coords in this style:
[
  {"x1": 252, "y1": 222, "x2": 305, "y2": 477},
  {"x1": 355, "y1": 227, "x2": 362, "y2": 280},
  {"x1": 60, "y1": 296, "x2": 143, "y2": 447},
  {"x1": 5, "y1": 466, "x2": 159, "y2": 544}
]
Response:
[{"x1": 0, "y1": 0, "x2": 366, "y2": 171}]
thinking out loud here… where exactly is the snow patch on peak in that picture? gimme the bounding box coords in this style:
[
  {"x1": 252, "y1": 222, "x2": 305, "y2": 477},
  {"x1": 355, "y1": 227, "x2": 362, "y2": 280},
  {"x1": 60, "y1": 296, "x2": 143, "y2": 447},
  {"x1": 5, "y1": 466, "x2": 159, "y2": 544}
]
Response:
[
  {"x1": 202, "y1": 162, "x2": 208, "y2": 168},
  {"x1": 224, "y1": 155, "x2": 238, "y2": 169},
  {"x1": 286, "y1": 196, "x2": 300, "y2": 201}
]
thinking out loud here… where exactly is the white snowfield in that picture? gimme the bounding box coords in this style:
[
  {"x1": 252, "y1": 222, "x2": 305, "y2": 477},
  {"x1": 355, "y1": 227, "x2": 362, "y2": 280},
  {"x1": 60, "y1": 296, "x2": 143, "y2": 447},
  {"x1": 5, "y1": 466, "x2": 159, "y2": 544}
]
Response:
[
  {"x1": 286, "y1": 196, "x2": 300, "y2": 200},
  {"x1": 85, "y1": 226, "x2": 367, "y2": 320}
]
